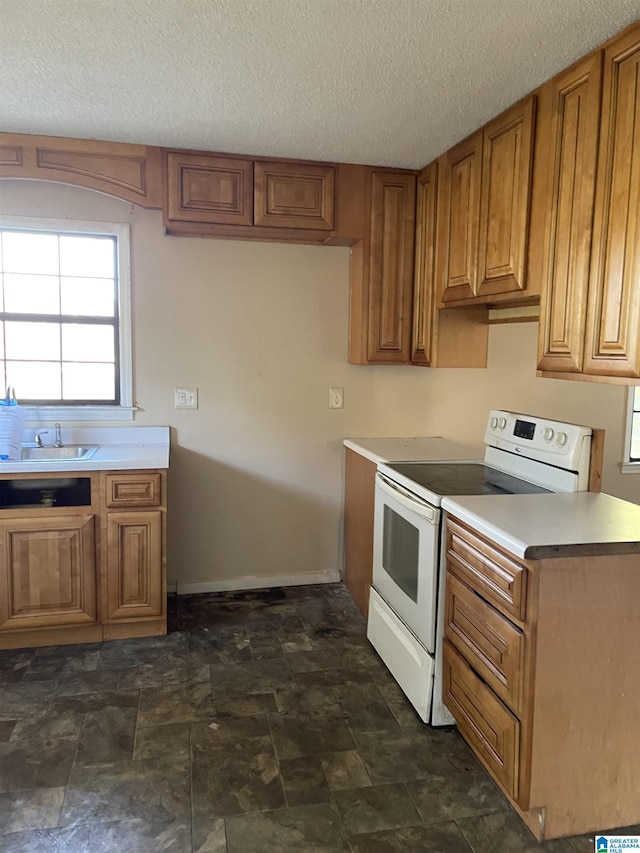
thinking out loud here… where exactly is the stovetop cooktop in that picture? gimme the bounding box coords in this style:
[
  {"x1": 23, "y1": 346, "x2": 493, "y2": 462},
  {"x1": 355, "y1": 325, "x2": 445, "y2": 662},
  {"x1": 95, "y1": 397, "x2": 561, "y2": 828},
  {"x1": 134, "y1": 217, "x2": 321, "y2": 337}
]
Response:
[{"x1": 385, "y1": 462, "x2": 552, "y2": 497}]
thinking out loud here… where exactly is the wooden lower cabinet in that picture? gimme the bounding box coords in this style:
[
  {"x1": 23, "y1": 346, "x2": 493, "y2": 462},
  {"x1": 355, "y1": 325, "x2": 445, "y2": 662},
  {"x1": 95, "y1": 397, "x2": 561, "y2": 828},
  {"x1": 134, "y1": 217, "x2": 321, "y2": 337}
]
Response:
[
  {"x1": 0, "y1": 515, "x2": 97, "y2": 632},
  {"x1": 443, "y1": 517, "x2": 640, "y2": 840},
  {"x1": 104, "y1": 511, "x2": 163, "y2": 621},
  {"x1": 343, "y1": 448, "x2": 377, "y2": 615},
  {"x1": 0, "y1": 469, "x2": 167, "y2": 649}
]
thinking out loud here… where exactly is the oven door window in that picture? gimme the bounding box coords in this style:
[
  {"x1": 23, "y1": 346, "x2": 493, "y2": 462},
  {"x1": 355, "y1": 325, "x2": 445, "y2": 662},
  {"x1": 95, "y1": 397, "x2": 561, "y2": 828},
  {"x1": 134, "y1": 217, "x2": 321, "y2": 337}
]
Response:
[{"x1": 382, "y1": 505, "x2": 419, "y2": 602}]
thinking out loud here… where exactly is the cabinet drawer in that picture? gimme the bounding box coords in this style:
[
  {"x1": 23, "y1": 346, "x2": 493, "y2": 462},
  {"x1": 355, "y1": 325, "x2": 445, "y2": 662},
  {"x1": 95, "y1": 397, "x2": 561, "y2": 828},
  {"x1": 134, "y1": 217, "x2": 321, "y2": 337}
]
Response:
[
  {"x1": 445, "y1": 573, "x2": 524, "y2": 713},
  {"x1": 447, "y1": 519, "x2": 527, "y2": 621},
  {"x1": 443, "y1": 640, "x2": 520, "y2": 799},
  {"x1": 105, "y1": 474, "x2": 161, "y2": 508}
]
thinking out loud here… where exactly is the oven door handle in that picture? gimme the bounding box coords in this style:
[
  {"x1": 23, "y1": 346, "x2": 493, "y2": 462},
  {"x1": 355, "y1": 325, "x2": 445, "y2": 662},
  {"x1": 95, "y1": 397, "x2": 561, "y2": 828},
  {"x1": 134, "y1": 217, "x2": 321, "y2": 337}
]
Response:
[{"x1": 375, "y1": 473, "x2": 439, "y2": 524}]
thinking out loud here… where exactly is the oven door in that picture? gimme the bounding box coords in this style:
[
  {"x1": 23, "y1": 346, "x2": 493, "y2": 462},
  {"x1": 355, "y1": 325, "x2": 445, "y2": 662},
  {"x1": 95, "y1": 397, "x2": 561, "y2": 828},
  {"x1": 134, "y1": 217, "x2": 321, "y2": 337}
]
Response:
[{"x1": 372, "y1": 472, "x2": 440, "y2": 653}]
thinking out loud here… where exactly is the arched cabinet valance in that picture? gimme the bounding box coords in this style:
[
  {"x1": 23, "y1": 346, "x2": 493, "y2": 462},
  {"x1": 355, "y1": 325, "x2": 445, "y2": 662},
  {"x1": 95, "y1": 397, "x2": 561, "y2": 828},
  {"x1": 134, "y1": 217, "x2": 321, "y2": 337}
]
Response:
[{"x1": 0, "y1": 133, "x2": 162, "y2": 208}]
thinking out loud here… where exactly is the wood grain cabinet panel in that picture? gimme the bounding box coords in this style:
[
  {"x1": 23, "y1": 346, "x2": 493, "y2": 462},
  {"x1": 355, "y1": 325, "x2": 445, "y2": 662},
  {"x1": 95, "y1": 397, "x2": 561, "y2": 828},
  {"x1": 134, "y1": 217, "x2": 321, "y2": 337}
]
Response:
[
  {"x1": 105, "y1": 473, "x2": 161, "y2": 508},
  {"x1": 411, "y1": 161, "x2": 438, "y2": 364},
  {"x1": 166, "y1": 152, "x2": 253, "y2": 225},
  {"x1": 254, "y1": 161, "x2": 335, "y2": 230},
  {"x1": 0, "y1": 515, "x2": 96, "y2": 631},
  {"x1": 444, "y1": 639, "x2": 520, "y2": 799},
  {"x1": 536, "y1": 54, "x2": 603, "y2": 374},
  {"x1": 343, "y1": 448, "x2": 377, "y2": 615},
  {"x1": 446, "y1": 519, "x2": 527, "y2": 622},
  {"x1": 0, "y1": 133, "x2": 162, "y2": 207},
  {"x1": 445, "y1": 573, "x2": 525, "y2": 713},
  {"x1": 367, "y1": 171, "x2": 416, "y2": 362},
  {"x1": 105, "y1": 511, "x2": 163, "y2": 621},
  {"x1": 476, "y1": 96, "x2": 535, "y2": 299},
  {"x1": 439, "y1": 134, "x2": 482, "y2": 304},
  {"x1": 584, "y1": 26, "x2": 640, "y2": 378}
]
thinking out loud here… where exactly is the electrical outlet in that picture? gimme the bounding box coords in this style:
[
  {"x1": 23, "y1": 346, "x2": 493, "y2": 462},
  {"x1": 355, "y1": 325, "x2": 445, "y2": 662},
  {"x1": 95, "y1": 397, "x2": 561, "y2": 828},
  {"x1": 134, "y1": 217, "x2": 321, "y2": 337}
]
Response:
[
  {"x1": 175, "y1": 387, "x2": 199, "y2": 409},
  {"x1": 329, "y1": 387, "x2": 344, "y2": 409}
]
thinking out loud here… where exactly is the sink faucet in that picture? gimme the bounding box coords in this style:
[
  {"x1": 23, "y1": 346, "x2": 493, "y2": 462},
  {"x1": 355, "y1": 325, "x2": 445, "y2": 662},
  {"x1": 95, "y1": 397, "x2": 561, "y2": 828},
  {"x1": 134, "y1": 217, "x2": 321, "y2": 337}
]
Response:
[{"x1": 33, "y1": 424, "x2": 64, "y2": 448}]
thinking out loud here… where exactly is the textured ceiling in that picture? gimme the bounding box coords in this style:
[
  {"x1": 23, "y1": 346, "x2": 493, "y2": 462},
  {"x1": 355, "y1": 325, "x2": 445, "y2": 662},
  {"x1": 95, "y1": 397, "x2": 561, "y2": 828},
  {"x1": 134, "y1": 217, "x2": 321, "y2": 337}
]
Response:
[{"x1": 0, "y1": 0, "x2": 638, "y2": 168}]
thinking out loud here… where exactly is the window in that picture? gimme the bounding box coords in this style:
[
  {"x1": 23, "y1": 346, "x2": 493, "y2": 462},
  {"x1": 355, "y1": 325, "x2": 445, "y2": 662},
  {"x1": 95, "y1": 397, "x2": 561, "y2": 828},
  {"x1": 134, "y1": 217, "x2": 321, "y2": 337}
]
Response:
[
  {"x1": 0, "y1": 218, "x2": 132, "y2": 420},
  {"x1": 624, "y1": 387, "x2": 640, "y2": 469}
]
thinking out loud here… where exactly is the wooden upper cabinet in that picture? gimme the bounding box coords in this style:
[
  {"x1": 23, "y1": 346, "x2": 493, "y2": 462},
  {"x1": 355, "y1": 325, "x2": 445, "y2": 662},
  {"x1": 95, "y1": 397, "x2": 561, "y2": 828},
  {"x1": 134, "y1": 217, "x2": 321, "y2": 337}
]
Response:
[
  {"x1": 536, "y1": 54, "x2": 603, "y2": 374},
  {"x1": 412, "y1": 161, "x2": 438, "y2": 364},
  {"x1": 439, "y1": 132, "x2": 482, "y2": 304},
  {"x1": 166, "y1": 152, "x2": 254, "y2": 225},
  {"x1": 476, "y1": 96, "x2": 536, "y2": 299},
  {"x1": 0, "y1": 133, "x2": 162, "y2": 207},
  {"x1": 367, "y1": 171, "x2": 417, "y2": 362},
  {"x1": 164, "y1": 152, "x2": 337, "y2": 238},
  {"x1": 584, "y1": 25, "x2": 640, "y2": 379},
  {"x1": 254, "y1": 161, "x2": 335, "y2": 230},
  {"x1": 439, "y1": 97, "x2": 536, "y2": 307}
]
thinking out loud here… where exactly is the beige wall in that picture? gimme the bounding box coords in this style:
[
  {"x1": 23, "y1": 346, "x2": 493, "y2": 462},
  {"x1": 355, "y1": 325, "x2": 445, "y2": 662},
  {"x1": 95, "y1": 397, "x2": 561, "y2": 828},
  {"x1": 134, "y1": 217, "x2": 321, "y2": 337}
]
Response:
[{"x1": 1, "y1": 181, "x2": 638, "y2": 590}]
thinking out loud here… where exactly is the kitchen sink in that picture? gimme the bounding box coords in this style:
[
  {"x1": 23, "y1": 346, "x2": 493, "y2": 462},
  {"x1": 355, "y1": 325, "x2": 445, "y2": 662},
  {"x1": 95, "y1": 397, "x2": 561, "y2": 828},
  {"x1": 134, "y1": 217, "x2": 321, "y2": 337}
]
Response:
[{"x1": 20, "y1": 445, "x2": 99, "y2": 462}]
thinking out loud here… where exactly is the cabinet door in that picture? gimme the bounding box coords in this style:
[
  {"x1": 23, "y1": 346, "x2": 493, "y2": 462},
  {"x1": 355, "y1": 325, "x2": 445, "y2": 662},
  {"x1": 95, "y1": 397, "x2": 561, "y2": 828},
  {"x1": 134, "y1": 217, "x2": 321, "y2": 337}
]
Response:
[
  {"x1": 254, "y1": 161, "x2": 335, "y2": 230},
  {"x1": 367, "y1": 171, "x2": 416, "y2": 362},
  {"x1": 584, "y1": 26, "x2": 640, "y2": 378},
  {"x1": 411, "y1": 161, "x2": 438, "y2": 364},
  {"x1": 536, "y1": 55, "x2": 603, "y2": 374},
  {"x1": 476, "y1": 96, "x2": 536, "y2": 299},
  {"x1": 439, "y1": 133, "x2": 482, "y2": 303},
  {"x1": 105, "y1": 511, "x2": 163, "y2": 621},
  {"x1": 166, "y1": 152, "x2": 253, "y2": 225},
  {"x1": 0, "y1": 515, "x2": 96, "y2": 631}
]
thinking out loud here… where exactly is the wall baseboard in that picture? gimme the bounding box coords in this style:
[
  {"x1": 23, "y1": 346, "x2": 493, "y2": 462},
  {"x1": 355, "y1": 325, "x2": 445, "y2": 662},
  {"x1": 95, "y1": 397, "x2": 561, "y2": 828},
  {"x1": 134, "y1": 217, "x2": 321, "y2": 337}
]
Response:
[{"x1": 175, "y1": 570, "x2": 340, "y2": 595}]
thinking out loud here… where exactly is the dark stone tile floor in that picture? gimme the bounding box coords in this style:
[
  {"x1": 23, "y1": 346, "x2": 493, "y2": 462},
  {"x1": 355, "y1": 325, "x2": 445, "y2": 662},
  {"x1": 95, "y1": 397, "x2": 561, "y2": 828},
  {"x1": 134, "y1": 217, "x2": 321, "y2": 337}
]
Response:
[{"x1": 0, "y1": 583, "x2": 637, "y2": 851}]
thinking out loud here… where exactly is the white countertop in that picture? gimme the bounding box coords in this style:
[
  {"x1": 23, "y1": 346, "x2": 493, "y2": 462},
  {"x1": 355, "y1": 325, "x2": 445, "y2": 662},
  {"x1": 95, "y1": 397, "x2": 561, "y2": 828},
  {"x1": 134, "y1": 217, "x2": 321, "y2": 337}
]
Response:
[
  {"x1": 442, "y1": 492, "x2": 640, "y2": 559},
  {"x1": 343, "y1": 436, "x2": 482, "y2": 465},
  {"x1": 0, "y1": 426, "x2": 170, "y2": 474}
]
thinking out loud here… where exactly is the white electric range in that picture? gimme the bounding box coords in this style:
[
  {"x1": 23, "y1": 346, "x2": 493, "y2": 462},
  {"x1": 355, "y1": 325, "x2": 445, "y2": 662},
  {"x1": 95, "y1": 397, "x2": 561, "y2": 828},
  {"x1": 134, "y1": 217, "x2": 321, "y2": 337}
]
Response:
[{"x1": 367, "y1": 409, "x2": 593, "y2": 725}]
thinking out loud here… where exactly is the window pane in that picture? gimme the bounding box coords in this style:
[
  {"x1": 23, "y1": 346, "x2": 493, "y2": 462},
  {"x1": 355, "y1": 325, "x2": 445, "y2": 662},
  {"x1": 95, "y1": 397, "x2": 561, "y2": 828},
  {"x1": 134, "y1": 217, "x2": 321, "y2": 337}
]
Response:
[
  {"x1": 631, "y1": 412, "x2": 640, "y2": 461},
  {"x1": 7, "y1": 361, "x2": 61, "y2": 400},
  {"x1": 59, "y1": 235, "x2": 114, "y2": 278},
  {"x1": 60, "y1": 277, "x2": 115, "y2": 317},
  {"x1": 5, "y1": 321, "x2": 61, "y2": 360},
  {"x1": 62, "y1": 362, "x2": 115, "y2": 400},
  {"x1": 2, "y1": 231, "x2": 59, "y2": 275},
  {"x1": 61, "y1": 324, "x2": 114, "y2": 362},
  {"x1": 4, "y1": 273, "x2": 61, "y2": 314}
]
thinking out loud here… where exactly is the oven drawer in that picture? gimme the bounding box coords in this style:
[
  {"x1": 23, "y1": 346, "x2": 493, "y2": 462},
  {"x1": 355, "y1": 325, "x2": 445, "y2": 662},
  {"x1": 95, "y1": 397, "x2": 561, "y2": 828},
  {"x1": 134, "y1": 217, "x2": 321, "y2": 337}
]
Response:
[
  {"x1": 367, "y1": 587, "x2": 435, "y2": 723},
  {"x1": 446, "y1": 519, "x2": 527, "y2": 622},
  {"x1": 443, "y1": 639, "x2": 520, "y2": 800},
  {"x1": 445, "y1": 573, "x2": 524, "y2": 714}
]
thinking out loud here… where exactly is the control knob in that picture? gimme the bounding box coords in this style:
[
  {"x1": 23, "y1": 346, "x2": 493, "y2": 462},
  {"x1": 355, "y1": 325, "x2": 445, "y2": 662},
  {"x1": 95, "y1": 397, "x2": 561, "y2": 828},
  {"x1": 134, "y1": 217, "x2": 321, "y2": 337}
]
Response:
[
  {"x1": 490, "y1": 417, "x2": 498, "y2": 429},
  {"x1": 543, "y1": 427, "x2": 555, "y2": 442},
  {"x1": 498, "y1": 417, "x2": 507, "y2": 430},
  {"x1": 556, "y1": 431, "x2": 568, "y2": 447}
]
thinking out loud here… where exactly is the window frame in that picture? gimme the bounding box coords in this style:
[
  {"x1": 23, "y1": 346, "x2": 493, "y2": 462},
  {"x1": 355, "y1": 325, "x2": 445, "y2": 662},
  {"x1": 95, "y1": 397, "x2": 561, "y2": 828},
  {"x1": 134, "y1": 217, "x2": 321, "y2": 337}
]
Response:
[
  {"x1": 0, "y1": 215, "x2": 134, "y2": 421},
  {"x1": 622, "y1": 386, "x2": 640, "y2": 473}
]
